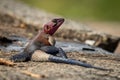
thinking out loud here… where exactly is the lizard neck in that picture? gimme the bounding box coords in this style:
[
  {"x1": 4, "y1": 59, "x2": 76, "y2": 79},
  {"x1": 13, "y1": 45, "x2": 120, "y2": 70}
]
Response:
[
  {"x1": 34, "y1": 31, "x2": 51, "y2": 45},
  {"x1": 31, "y1": 30, "x2": 55, "y2": 46}
]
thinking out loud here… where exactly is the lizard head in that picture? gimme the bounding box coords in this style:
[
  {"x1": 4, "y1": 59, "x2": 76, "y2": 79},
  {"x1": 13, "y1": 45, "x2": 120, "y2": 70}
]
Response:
[{"x1": 43, "y1": 18, "x2": 64, "y2": 35}]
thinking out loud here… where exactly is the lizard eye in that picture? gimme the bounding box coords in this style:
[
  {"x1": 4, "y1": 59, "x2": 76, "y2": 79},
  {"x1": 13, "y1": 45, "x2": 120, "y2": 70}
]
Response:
[{"x1": 52, "y1": 19, "x2": 57, "y2": 23}]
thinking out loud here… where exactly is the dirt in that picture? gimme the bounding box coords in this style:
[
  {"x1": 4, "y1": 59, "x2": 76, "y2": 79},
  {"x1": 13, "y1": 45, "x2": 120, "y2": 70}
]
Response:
[{"x1": 0, "y1": 0, "x2": 120, "y2": 80}]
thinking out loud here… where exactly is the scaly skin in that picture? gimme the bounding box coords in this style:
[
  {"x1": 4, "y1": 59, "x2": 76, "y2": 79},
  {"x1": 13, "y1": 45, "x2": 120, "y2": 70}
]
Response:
[{"x1": 10, "y1": 18, "x2": 108, "y2": 70}]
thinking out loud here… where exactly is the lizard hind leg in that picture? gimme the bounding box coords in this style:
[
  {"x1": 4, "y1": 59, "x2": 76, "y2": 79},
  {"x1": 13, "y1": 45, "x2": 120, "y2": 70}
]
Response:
[
  {"x1": 40, "y1": 46, "x2": 59, "y2": 56},
  {"x1": 40, "y1": 46, "x2": 67, "y2": 58}
]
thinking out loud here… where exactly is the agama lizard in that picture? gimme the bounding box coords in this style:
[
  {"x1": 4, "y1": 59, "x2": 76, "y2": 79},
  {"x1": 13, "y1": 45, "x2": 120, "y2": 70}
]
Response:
[{"x1": 10, "y1": 18, "x2": 107, "y2": 70}]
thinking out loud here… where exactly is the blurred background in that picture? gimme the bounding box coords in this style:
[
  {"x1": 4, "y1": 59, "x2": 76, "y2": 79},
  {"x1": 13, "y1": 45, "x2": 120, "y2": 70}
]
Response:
[{"x1": 20, "y1": 0, "x2": 120, "y2": 36}]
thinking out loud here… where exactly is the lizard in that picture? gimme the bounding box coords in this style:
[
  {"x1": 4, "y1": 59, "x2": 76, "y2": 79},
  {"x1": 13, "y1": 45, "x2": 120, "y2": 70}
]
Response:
[
  {"x1": 10, "y1": 18, "x2": 67, "y2": 61},
  {"x1": 10, "y1": 18, "x2": 108, "y2": 70}
]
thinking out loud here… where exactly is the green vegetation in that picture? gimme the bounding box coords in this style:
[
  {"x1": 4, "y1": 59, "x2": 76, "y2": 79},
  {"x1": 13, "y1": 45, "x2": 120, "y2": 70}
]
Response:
[{"x1": 20, "y1": 0, "x2": 120, "y2": 21}]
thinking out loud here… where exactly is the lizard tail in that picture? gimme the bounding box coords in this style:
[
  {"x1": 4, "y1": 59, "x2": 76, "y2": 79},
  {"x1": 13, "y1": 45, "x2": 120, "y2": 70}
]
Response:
[
  {"x1": 31, "y1": 50, "x2": 108, "y2": 71},
  {"x1": 49, "y1": 55, "x2": 107, "y2": 71}
]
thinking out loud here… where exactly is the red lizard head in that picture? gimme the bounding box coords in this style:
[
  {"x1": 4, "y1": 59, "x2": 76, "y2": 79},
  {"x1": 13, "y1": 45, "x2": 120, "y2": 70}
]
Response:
[{"x1": 43, "y1": 18, "x2": 64, "y2": 35}]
